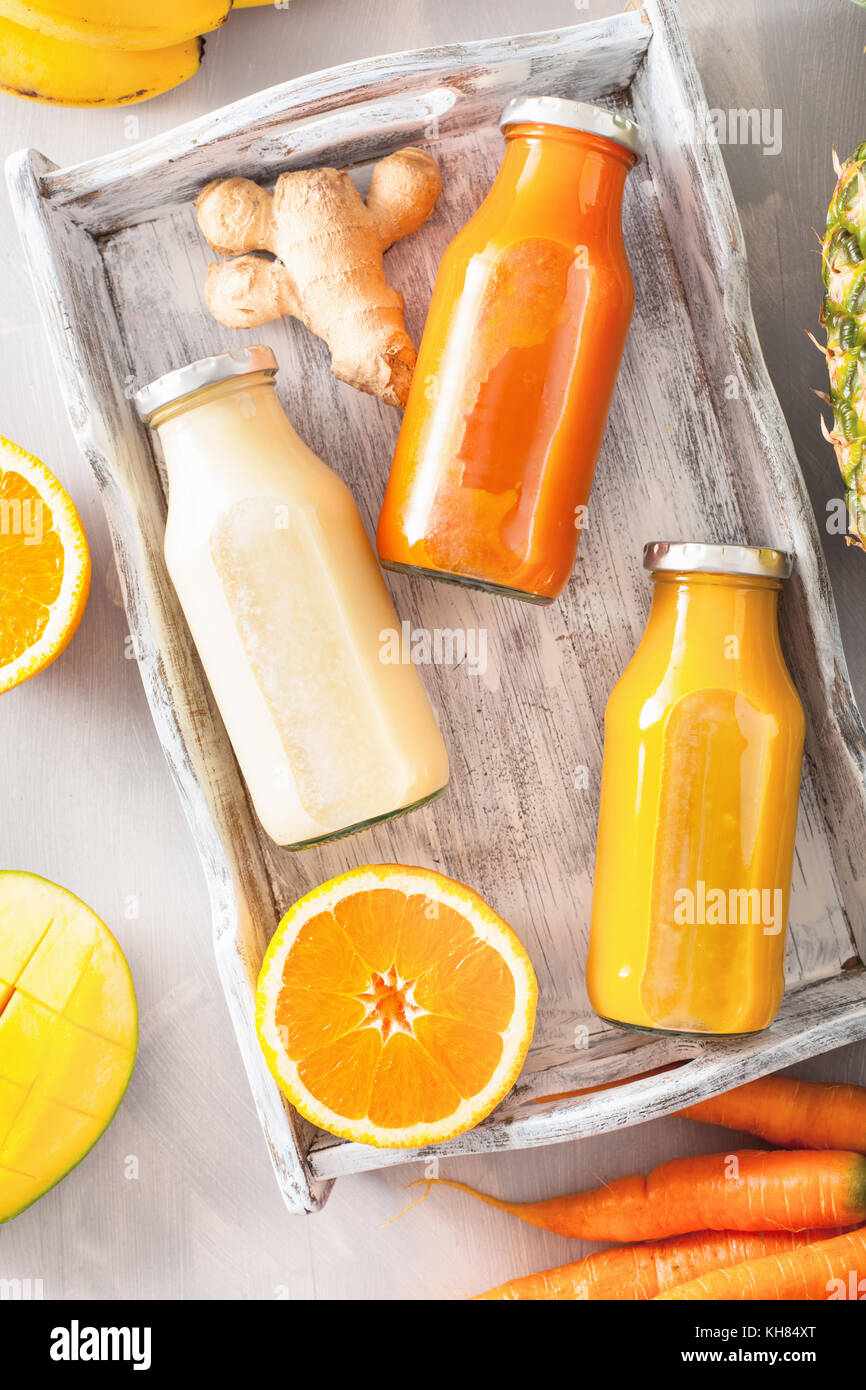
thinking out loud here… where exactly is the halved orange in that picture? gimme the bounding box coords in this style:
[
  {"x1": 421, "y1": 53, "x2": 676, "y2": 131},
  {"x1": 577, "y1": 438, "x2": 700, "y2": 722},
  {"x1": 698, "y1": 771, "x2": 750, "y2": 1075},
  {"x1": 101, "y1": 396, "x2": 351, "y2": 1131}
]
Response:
[
  {"x1": 0, "y1": 436, "x2": 90, "y2": 694},
  {"x1": 256, "y1": 865, "x2": 537, "y2": 1148}
]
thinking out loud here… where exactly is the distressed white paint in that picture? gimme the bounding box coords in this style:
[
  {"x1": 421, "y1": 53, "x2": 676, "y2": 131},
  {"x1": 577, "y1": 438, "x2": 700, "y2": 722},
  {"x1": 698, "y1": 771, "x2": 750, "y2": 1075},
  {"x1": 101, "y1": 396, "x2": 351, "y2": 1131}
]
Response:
[{"x1": 5, "y1": 0, "x2": 866, "y2": 1216}]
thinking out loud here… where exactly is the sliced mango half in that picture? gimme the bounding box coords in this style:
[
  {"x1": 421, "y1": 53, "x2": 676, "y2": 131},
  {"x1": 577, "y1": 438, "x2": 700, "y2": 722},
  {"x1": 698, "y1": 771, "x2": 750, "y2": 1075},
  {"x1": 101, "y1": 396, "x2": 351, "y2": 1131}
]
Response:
[{"x1": 0, "y1": 871, "x2": 137, "y2": 1223}]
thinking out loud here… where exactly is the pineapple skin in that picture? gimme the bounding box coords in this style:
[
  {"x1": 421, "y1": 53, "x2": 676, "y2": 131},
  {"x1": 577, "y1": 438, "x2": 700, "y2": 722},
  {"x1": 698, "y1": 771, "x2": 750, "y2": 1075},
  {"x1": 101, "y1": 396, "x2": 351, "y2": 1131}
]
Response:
[{"x1": 820, "y1": 142, "x2": 866, "y2": 550}]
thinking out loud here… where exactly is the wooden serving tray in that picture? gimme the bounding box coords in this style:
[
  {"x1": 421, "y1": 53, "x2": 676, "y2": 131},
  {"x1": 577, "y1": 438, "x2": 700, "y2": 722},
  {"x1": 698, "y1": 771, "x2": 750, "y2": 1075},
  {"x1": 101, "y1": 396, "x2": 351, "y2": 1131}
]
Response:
[{"x1": 9, "y1": 0, "x2": 866, "y2": 1214}]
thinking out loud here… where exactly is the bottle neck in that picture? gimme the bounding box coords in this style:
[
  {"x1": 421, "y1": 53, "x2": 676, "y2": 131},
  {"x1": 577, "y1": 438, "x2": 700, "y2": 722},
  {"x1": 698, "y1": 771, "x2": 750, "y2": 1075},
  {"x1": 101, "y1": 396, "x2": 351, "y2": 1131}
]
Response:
[
  {"x1": 493, "y1": 124, "x2": 632, "y2": 245},
  {"x1": 648, "y1": 571, "x2": 783, "y2": 663},
  {"x1": 151, "y1": 375, "x2": 304, "y2": 504},
  {"x1": 150, "y1": 372, "x2": 277, "y2": 433}
]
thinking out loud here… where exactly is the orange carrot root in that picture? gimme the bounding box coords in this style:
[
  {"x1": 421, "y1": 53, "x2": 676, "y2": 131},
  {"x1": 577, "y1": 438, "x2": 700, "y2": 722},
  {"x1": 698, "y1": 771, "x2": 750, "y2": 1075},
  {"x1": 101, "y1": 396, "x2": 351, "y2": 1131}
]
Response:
[
  {"x1": 676, "y1": 1075, "x2": 866, "y2": 1153},
  {"x1": 476, "y1": 1227, "x2": 853, "y2": 1300},
  {"x1": 656, "y1": 1226, "x2": 866, "y2": 1300},
  {"x1": 421, "y1": 1150, "x2": 866, "y2": 1243}
]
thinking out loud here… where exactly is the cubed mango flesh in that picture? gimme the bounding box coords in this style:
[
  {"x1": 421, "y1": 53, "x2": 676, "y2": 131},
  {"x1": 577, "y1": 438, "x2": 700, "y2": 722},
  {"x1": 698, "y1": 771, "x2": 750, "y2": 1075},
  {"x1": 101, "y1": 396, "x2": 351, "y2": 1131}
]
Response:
[{"x1": 0, "y1": 872, "x2": 137, "y2": 1222}]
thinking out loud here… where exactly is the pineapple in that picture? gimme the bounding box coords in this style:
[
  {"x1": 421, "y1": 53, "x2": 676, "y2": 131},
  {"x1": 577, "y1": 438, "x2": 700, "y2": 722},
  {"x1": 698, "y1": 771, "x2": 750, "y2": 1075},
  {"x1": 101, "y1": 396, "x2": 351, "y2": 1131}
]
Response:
[{"x1": 818, "y1": 142, "x2": 866, "y2": 549}]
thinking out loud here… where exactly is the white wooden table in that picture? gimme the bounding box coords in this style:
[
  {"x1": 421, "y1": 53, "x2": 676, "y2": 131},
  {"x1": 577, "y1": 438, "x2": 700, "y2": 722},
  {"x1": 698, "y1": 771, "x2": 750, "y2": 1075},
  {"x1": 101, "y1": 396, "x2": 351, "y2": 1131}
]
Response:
[{"x1": 2, "y1": 0, "x2": 865, "y2": 1300}]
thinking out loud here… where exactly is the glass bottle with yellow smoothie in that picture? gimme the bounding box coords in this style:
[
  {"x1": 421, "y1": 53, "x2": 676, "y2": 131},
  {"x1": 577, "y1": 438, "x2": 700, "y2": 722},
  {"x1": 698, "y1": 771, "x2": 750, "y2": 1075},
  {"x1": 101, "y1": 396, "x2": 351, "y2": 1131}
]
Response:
[
  {"x1": 135, "y1": 347, "x2": 449, "y2": 849},
  {"x1": 586, "y1": 542, "x2": 805, "y2": 1036}
]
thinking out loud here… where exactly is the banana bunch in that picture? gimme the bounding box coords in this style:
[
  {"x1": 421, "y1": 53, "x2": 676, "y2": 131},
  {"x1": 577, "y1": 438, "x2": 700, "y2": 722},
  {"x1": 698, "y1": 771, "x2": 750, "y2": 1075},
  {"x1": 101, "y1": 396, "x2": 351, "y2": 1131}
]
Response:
[{"x1": 0, "y1": 1, "x2": 280, "y2": 106}]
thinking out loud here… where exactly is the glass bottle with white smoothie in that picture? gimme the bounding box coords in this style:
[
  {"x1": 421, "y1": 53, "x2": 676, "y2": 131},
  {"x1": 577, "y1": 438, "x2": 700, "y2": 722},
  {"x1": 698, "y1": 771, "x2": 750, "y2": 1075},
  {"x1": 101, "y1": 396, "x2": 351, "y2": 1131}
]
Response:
[{"x1": 136, "y1": 346, "x2": 449, "y2": 848}]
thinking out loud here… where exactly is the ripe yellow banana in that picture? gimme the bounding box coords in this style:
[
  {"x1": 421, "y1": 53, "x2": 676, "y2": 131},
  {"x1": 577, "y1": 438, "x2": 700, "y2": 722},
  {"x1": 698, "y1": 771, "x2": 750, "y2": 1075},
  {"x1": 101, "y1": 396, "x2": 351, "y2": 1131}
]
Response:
[
  {"x1": 0, "y1": 15, "x2": 203, "y2": 104},
  {"x1": 0, "y1": 0, "x2": 229, "y2": 49}
]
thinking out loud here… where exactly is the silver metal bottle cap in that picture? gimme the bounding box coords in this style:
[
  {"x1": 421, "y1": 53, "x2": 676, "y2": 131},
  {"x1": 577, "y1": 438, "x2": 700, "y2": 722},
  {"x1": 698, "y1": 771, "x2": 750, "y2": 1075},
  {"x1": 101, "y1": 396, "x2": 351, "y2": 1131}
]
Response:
[
  {"x1": 134, "y1": 345, "x2": 278, "y2": 422},
  {"x1": 644, "y1": 541, "x2": 794, "y2": 580},
  {"x1": 500, "y1": 96, "x2": 643, "y2": 160}
]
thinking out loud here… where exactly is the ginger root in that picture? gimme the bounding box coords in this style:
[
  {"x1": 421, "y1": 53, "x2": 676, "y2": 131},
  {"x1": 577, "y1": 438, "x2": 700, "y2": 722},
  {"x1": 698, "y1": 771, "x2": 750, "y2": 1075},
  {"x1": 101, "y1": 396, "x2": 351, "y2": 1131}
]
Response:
[{"x1": 195, "y1": 147, "x2": 442, "y2": 407}]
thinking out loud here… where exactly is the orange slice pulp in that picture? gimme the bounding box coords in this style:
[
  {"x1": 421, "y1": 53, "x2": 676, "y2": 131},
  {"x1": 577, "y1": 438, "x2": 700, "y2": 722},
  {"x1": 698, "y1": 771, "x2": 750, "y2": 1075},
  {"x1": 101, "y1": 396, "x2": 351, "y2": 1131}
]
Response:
[
  {"x1": 0, "y1": 436, "x2": 90, "y2": 694},
  {"x1": 255, "y1": 864, "x2": 537, "y2": 1148}
]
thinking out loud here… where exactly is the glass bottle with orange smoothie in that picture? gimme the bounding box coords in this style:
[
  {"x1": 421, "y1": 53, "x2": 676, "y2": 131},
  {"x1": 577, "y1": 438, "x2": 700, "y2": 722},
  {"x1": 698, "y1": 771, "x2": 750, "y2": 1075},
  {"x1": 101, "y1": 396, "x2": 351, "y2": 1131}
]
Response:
[
  {"x1": 377, "y1": 96, "x2": 642, "y2": 602},
  {"x1": 586, "y1": 543, "x2": 805, "y2": 1036}
]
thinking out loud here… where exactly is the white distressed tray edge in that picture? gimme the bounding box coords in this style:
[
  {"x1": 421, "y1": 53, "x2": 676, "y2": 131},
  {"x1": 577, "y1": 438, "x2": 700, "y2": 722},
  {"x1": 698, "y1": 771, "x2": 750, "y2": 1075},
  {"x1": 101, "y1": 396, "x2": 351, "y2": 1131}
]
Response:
[{"x1": 7, "y1": 0, "x2": 866, "y2": 1214}]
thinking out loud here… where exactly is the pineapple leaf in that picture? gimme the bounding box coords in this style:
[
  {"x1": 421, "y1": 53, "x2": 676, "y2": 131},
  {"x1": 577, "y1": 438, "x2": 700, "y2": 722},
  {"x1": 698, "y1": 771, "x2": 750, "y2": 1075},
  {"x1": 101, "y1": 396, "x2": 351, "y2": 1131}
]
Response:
[{"x1": 819, "y1": 143, "x2": 866, "y2": 550}]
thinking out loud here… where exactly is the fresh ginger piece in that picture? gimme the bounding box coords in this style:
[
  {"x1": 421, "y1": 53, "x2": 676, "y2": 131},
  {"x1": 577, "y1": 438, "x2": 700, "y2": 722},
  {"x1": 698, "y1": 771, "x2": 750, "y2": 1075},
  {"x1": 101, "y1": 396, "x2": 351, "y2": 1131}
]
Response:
[{"x1": 195, "y1": 147, "x2": 442, "y2": 407}]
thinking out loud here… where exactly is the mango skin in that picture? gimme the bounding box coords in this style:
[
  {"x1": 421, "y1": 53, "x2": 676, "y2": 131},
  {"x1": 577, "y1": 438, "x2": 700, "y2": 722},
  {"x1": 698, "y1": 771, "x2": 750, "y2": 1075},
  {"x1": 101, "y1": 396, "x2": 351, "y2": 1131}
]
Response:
[{"x1": 0, "y1": 871, "x2": 138, "y2": 1223}]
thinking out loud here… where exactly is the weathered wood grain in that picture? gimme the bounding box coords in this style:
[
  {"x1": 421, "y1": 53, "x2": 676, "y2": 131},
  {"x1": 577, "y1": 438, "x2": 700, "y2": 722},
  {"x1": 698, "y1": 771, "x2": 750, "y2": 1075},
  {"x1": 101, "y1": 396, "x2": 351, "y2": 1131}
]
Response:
[
  {"x1": 5, "y1": 149, "x2": 330, "y2": 1217},
  {"x1": 308, "y1": 971, "x2": 866, "y2": 1176},
  {"x1": 7, "y1": 0, "x2": 866, "y2": 1215},
  {"x1": 630, "y1": 0, "x2": 866, "y2": 969},
  {"x1": 38, "y1": 11, "x2": 651, "y2": 233}
]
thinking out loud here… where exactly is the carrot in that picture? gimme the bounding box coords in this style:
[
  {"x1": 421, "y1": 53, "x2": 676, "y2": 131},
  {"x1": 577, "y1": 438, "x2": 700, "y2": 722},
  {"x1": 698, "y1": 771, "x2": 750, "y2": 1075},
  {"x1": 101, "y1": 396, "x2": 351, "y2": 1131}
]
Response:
[
  {"x1": 656, "y1": 1226, "x2": 866, "y2": 1300},
  {"x1": 676, "y1": 1075, "x2": 866, "y2": 1152},
  {"x1": 531, "y1": 1062, "x2": 684, "y2": 1106},
  {"x1": 476, "y1": 1228, "x2": 852, "y2": 1300},
  {"x1": 422, "y1": 1150, "x2": 866, "y2": 1242}
]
